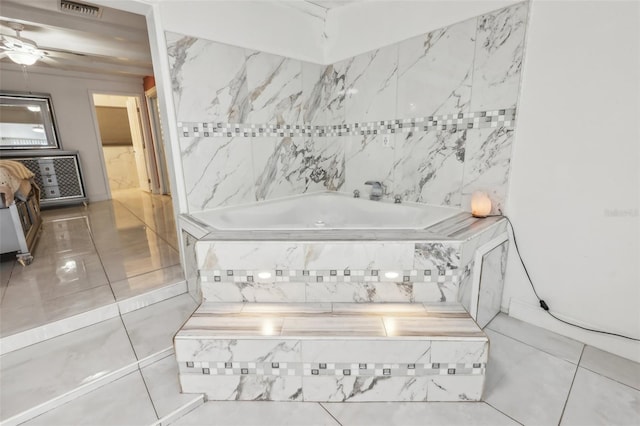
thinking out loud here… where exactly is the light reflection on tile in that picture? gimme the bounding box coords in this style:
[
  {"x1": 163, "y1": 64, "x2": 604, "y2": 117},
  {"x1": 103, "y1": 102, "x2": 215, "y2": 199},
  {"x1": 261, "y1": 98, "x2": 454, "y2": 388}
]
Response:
[
  {"x1": 281, "y1": 316, "x2": 386, "y2": 337},
  {"x1": 0, "y1": 284, "x2": 115, "y2": 336},
  {"x1": 110, "y1": 264, "x2": 184, "y2": 301}
]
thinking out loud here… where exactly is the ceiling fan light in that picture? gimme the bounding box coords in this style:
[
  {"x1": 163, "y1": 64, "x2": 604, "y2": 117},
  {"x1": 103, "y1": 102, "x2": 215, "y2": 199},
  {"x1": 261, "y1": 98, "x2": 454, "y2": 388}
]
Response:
[{"x1": 7, "y1": 50, "x2": 40, "y2": 66}]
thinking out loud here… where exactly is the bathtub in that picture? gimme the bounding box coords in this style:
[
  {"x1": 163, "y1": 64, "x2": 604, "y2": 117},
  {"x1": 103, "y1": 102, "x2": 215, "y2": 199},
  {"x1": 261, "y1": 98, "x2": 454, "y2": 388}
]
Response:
[{"x1": 190, "y1": 192, "x2": 461, "y2": 231}]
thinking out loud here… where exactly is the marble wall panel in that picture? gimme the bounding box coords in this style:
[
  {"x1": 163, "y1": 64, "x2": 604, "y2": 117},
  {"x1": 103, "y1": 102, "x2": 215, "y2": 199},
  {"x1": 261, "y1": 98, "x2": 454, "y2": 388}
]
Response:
[
  {"x1": 461, "y1": 127, "x2": 514, "y2": 214},
  {"x1": 180, "y1": 136, "x2": 255, "y2": 211},
  {"x1": 470, "y1": 2, "x2": 528, "y2": 111},
  {"x1": 396, "y1": 18, "x2": 476, "y2": 119},
  {"x1": 394, "y1": 130, "x2": 466, "y2": 206},
  {"x1": 166, "y1": 32, "x2": 249, "y2": 123},
  {"x1": 343, "y1": 134, "x2": 396, "y2": 197},
  {"x1": 345, "y1": 44, "x2": 398, "y2": 123},
  {"x1": 246, "y1": 51, "x2": 303, "y2": 125}
]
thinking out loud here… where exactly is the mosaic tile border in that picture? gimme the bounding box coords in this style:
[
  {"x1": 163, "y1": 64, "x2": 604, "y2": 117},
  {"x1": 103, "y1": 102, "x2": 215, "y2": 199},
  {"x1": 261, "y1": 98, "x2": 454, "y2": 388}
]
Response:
[
  {"x1": 199, "y1": 268, "x2": 459, "y2": 284},
  {"x1": 181, "y1": 361, "x2": 485, "y2": 377},
  {"x1": 177, "y1": 108, "x2": 516, "y2": 138}
]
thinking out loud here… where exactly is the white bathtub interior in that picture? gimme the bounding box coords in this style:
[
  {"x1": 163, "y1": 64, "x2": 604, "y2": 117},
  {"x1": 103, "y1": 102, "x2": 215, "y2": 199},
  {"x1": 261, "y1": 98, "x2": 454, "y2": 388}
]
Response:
[{"x1": 190, "y1": 192, "x2": 461, "y2": 231}]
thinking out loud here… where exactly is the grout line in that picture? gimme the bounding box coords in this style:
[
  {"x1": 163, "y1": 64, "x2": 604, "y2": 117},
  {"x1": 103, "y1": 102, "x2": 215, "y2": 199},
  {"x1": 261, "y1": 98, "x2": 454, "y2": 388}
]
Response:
[
  {"x1": 577, "y1": 364, "x2": 640, "y2": 392},
  {"x1": 485, "y1": 325, "x2": 583, "y2": 365},
  {"x1": 483, "y1": 401, "x2": 524, "y2": 426},
  {"x1": 112, "y1": 193, "x2": 177, "y2": 250},
  {"x1": 557, "y1": 345, "x2": 585, "y2": 425},
  {"x1": 137, "y1": 362, "x2": 161, "y2": 421},
  {"x1": 318, "y1": 402, "x2": 344, "y2": 426}
]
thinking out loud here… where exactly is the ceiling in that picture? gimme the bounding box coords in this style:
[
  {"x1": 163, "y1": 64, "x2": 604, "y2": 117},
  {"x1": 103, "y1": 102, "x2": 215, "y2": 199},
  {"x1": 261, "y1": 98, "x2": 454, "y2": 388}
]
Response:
[
  {"x1": 0, "y1": 0, "x2": 361, "y2": 78},
  {"x1": 0, "y1": 0, "x2": 153, "y2": 77}
]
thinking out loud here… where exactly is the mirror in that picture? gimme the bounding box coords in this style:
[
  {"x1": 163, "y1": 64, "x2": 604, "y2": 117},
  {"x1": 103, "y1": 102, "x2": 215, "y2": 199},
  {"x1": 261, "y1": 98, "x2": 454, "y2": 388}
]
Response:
[{"x1": 0, "y1": 91, "x2": 60, "y2": 150}]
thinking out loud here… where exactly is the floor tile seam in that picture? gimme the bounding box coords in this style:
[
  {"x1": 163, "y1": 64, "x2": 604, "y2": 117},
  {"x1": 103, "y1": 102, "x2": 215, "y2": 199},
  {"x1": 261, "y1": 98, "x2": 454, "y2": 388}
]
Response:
[
  {"x1": 574, "y1": 365, "x2": 640, "y2": 392},
  {"x1": 0, "y1": 363, "x2": 141, "y2": 426},
  {"x1": 557, "y1": 345, "x2": 584, "y2": 425},
  {"x1": 0, "y1": 307, "x2": 120, "y2": 355},
  {"x1": 483, "y1": 401, "x2": 525, "y2": 425},
  {"x1": 113, "y1": 198, "x2": 177, "y2": 250},
  {"x1": 318, "y1": 402, "x2": 345, "y2": 426},
  {"x1": 0, "y1": 286, "x2": 188, "y2": 354},
  {"x1": 136, "y1": 361, "x2": 161, "y2": 421},
  {"x1": 110, "y1": 265, "x2": 185, "y2": 288},
  {"x1": 484, "y1": 326, "x2": 583, "y2": 365},
  {"x1": 0, "y1": 281, "x2": 113, "y2": 310}
]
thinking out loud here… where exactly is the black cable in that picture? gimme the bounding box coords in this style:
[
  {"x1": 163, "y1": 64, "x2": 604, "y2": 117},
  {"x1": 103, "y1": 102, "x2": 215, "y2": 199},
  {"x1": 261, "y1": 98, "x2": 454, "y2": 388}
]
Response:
[{"x1": 486, "y1": 213, "x2": 640, "y2": 342}]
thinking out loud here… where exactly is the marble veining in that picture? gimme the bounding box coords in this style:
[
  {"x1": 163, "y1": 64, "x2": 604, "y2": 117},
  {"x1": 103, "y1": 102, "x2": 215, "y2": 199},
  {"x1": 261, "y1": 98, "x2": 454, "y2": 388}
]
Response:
[
  {"x1": 180, "y1": 136, "x2": 255, "y2": 211},
  {"x1": 166, "y1": 33, "x2": 250, "y2": 123},
  {"x1": 396, "y1": 18, "x2": 476, "y2": 118},
  {"x1": 461, "y1": 127, "x2": 514, "y2": 214},
  {"x1": 246, "y1": 51, "x2": 303, "y2": 125},
  {"x1": 395, "y1": 130, "x2": 466, "y2": 206},
  {"x1": 470, "y1": 2, "x2": 528, "y2": 111},
  {"x1": 345, "y1": 45, "x2": 398, "y2": 123}
]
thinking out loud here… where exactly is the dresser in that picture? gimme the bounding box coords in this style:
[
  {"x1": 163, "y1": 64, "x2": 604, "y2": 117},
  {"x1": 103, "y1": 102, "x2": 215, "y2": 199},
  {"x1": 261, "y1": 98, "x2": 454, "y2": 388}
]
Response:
[{"x1": 0, "y1": 150, "x2": 88, "y2": 207}]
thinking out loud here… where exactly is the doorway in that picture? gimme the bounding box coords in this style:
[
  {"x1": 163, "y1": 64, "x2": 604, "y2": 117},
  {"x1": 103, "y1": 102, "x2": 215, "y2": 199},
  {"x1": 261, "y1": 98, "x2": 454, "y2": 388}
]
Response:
[{"x1": 93, "y1": 93, "x2": 150, "y2": 193}]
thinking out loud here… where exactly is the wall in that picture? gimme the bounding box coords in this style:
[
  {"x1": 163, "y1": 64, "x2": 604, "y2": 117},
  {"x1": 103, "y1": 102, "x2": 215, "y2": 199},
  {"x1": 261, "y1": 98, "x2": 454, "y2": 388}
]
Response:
[
  {"x1": 0, "y1": 64, "x2": 146, "y2": 201},
  {"x1": 324, "y1": 0, "x2": 521, "y2": 63},
  {"x1": 504, "y1": 0, "x2": 640, "y2": 361},
  {"x1": 168, "y1": 2, "x2": 527, "y2": 214},
  {"x1": 158, "y1": 1, "x2": 326, "y2": 64}
]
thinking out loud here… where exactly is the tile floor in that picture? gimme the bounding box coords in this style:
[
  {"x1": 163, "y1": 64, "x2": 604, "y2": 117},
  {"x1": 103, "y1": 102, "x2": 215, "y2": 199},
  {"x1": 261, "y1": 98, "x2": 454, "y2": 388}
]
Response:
[
  {"x1": 1, "y1": 189, "x2": 638, "y2": 425},
  {"x1": 4, "y1": 310, "x2": 637, "y2": 426},
  {"x1": 0, "y1": 189, "x2": 182, "y2": 337}
]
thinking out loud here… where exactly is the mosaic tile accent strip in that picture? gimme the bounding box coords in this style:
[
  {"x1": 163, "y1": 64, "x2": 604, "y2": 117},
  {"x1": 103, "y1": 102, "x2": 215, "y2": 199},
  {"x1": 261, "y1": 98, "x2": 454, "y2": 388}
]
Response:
[
  {"x1": 182, "y1": 361, "x2": 485, "y2": 377},
  {"x1": 177, "y1": 108, "x2": 516, "y2": 138},
  {"x1": 199, "y1": 268, "x2": 459, "y2": 284}
]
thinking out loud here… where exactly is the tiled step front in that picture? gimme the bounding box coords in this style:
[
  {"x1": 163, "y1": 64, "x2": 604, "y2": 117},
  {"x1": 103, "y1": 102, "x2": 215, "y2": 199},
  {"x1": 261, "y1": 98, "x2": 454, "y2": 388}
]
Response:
[{"x1": 175, "y1": 302, "x2": 488, "y2": 402}]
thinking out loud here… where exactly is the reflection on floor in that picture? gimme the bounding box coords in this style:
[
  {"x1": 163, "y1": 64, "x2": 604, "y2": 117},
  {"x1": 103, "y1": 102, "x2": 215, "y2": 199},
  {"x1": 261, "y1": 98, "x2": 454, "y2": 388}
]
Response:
[{"x1": 0, "y1": 189, "x2": 183, "y2": 338}]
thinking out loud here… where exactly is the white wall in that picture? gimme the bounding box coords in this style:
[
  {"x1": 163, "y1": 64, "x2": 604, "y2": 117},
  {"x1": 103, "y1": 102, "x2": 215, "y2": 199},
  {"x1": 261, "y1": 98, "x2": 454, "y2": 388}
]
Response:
[
  {"x1": 158, "y1": 1, "x2": 326, "y2": 64},
  {"x1": 0, "y1": 63, "x2": 145, "y2": 201},
  {"x1": 324, "y1": 0, "x2": 521, "y2": 63},
  {"x1": 504, "y1": 0, "x2": 640, "y2": 361}
]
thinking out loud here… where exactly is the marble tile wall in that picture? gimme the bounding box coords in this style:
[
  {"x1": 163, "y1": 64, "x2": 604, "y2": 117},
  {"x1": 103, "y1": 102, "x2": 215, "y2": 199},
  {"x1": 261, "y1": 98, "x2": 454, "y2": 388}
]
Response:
[
  {"x1": 195, "y1": 240, "x2": 463, "y2": 303},
  {"x1": 166, "y1": 2, "x2": 528, "y2": 213},
  {"x1": 102, "y1": 146, "x2": 139, "y2": 190}
]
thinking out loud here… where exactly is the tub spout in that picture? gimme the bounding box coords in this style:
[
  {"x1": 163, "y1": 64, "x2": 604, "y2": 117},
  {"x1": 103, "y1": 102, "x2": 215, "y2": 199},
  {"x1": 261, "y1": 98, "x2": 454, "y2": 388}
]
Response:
[{"x1": 364, "y1": 181, "x2": 384, "y2": 201}]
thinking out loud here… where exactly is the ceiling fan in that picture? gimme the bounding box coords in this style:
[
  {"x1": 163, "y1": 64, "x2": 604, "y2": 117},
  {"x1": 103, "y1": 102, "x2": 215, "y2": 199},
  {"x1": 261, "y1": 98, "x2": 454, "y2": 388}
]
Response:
[{"x1": 0, "y1": 22, "x2": 47, "y2": 66}]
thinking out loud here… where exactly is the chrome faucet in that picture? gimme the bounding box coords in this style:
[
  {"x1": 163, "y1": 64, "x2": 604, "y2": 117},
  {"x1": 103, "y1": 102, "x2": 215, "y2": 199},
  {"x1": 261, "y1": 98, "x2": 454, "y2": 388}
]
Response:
[{"x1": 364, "y1": 181, "x2": 384, "y2": 201}]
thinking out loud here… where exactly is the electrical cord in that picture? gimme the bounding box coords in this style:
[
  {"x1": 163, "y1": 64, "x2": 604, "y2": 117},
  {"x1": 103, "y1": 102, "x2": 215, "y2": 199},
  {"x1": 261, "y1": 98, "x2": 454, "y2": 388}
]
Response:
[{"x1": 487, "y1": 212, "x2": 640, "y2": 342}]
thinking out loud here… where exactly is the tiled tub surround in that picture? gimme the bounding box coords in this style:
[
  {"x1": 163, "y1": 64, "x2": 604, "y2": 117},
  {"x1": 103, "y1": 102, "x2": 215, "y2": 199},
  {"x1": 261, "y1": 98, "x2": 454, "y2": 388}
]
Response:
[
  {"x1": 185, "y1": 205, "x2": 507, "y2": 307},
  {"x1": 177, "y1": 203, "x2": 505, "y2": 401},
  {"x1": 166, "y1": 2, "x2": 527, "y2": 213},
  {"x1": 175, "y1": 302, "x2": 488, "y2": 402}
]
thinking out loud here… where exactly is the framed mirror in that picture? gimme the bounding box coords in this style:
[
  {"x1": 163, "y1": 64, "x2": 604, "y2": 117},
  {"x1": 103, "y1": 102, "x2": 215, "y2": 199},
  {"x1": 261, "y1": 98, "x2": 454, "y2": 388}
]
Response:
[{"x1": 0, "y1": 91, "x2": 60, "y2": 150}]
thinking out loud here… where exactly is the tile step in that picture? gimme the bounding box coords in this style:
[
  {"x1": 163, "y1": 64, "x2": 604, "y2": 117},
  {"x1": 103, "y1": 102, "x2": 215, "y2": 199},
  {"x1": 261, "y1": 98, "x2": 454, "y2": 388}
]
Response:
[
  {"x1": 0, "y1": 280, "x2": 187, "y2": 355},
  {"x1": 175, "y1": 302, "x2": 488, "y2": 402}
]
